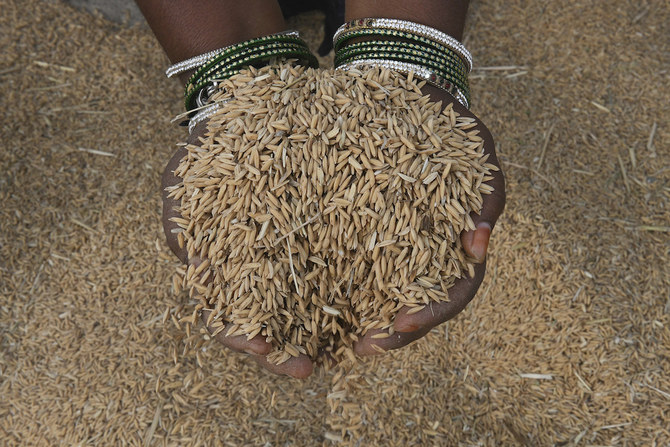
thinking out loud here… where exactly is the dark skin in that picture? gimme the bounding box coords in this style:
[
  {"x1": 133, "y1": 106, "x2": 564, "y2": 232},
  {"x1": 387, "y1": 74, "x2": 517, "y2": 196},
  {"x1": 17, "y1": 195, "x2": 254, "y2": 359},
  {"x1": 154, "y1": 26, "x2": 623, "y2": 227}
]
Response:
[{"x1": 140, "y1": 0, "x2": 506, "y2": 378}]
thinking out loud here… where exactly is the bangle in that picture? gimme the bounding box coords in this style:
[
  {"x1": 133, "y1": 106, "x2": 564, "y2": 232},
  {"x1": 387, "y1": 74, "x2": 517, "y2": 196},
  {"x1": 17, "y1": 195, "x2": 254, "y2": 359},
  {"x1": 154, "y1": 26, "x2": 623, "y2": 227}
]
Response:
[
  {"x1": 165, "y1": 30, "x2": 300, "y2": 78},
  {"x1": 334, "y1": 29, "x2": 473, "y2": 92},
  {"x1": 334, "y1": 42, "x2": 470, "y2": 92},
  {"x1": 181, "y1": 33, "x2": 317, "y2": 113},
  {"x1": 185, "y1": 47, "x2": 316, "y2": 111},
  {"x1": 336, "y1": 49, "x2": 469, "y2": 92},
  {"x1": 334, "y1": 18, "x2": 472, "y2": 108},
  {"x1": 338, "y1": 53, "x2": 470, "y2": 106},
  {"x1": 334, "y1": 40, "x2": 468, "y2": 78},
  {"x1": 335, "y1": 28, "x2": 471, "y2": 73},
  {"x1": 187, "y1": 102, "x2": 224, "y2": 135},
  {"x1": 334, "y1": 18, "x2": 472, "y2": 72},
  {"x1": 187, "y1": 41, "x2": 310, "y2": 96},
  {"x1": 187, "y1": 36, "x2": 309, "y2": 84},
  {"x1": 337, "y1": 59, "x2": 470, "y2": 109}
]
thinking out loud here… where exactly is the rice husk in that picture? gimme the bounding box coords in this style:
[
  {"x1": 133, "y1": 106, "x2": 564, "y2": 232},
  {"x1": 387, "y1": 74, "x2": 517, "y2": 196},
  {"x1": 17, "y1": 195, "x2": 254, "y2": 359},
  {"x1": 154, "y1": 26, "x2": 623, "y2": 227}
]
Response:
[
  {"x1": 170, "y1": 64, "x2": 494, "y2": 365},
  {"x1": 2, "y1": 0, "x2": 668, "y2": 445}
]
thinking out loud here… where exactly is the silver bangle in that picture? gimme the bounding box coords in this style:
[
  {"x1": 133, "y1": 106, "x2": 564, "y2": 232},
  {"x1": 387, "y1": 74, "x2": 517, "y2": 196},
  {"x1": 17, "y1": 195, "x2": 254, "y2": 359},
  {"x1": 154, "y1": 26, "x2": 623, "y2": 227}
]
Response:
[
  {"x1": 188, "y1": 102, "x2": 223, "y2": 135},
  {"x1": 336, "y1": 59, "x2": 469, "y2": 109},
  {"x1": 166, "y1": 30, "x2": 301, "y2": 78},
  {"x1": 167, "y1": 48, "x2": 229, "y2": 79},
  {"x1": 333, "y1": 18, "x2": 472, "y2": 73}
]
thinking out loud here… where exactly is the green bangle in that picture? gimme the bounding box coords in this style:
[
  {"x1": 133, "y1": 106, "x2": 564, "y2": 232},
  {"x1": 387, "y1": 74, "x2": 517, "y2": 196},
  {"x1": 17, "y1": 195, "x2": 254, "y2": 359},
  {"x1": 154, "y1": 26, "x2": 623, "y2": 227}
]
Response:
[
  {"x1": 186, "y1": 50, "x2": 316, "y2": 111},
  {"x1": 337, "y1": 51, "x2": 470, "y2": 99},
  {"x1": 335, "y1": 40, "x2": 467, "y2": 79},
  {"x1": 185, "y1": 48, "x2": 317, "y2": 111},
  {"x1": 337, "y1": 54, "x2": 468, "y2": 95},
  {"x1": 337, "y1": 58, "x2": 470, "y2": 108},
  {"x1": 190, "y1": 42, "x2": 310, "y2": 92},
  {"x1": 335, "y1": 27, "x2": 469, "y2": 67},
  {"x1": 191, "y1": 49, "x2": 315, "y2": 99},
  {"x1": 188, "y1": 46, "x2": 316, "y2": 97},
  {"x1": 333, "y1": 18, "x2": 473, "y2": 72},
  {"x1": 187, "y1": 35, "x2": 309, "y2": 88},
  {"x1": 184, "y1": 33, "x2": 316, "y2": 113},
  {"x1": 335, "y1": 44, "x2": 468, "y2": 84}
]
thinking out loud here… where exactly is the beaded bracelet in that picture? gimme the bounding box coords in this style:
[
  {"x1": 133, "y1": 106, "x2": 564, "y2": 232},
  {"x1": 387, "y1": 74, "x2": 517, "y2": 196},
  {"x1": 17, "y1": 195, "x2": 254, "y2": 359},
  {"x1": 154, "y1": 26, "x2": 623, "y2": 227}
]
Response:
[
  {"x1": 165, "y1": 30, "x2": 300, "y2": 78},
  {"x1": 334, "y1": 18, "x2": 472, "y2": 72}
]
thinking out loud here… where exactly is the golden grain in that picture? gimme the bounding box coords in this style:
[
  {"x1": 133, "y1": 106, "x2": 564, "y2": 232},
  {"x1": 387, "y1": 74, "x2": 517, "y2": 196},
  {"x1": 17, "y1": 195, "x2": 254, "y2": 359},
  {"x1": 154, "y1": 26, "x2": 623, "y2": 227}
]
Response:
[{"x1": 173, "y1": 64, "x2": 492, "y2": 366}]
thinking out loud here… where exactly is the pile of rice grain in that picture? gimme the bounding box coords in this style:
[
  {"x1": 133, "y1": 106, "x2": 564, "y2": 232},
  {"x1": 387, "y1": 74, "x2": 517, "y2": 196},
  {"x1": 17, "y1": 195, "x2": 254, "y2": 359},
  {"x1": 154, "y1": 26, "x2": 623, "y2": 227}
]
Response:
[{"x1": 168, "y1": 63, "x2": 495, "y2": 366}]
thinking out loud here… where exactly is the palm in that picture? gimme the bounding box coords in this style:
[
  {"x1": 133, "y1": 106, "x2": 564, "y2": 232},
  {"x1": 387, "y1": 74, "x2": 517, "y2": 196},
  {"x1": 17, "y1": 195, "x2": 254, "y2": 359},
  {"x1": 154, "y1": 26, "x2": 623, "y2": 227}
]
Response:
[
  {"x1": 355, "y1": 86, "x2": 505, "y2": 355},
  {"x1": 160, "y1": 88, "x2": 505, "y2": 375}
]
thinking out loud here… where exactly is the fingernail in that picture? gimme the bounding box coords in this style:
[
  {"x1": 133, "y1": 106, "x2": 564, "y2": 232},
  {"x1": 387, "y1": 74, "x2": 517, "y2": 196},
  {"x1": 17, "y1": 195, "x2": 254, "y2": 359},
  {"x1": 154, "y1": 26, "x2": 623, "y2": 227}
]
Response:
[
  {"x1": 471, "y1": 223, "x2": 491, "y2": 263},
  {"x1": 461, "y1": 229, "x2": 475, "y2": 250},
  {"x1": 395, "y1": 322, "x2": 419, "y2": 333}
]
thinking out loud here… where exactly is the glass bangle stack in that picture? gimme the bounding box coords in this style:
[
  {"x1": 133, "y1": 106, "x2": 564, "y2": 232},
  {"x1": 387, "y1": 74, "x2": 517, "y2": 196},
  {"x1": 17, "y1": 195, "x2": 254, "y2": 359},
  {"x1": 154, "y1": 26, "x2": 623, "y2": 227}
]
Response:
[
  {"x1": 333, "y1": 18, "x2": 472, "y2": 109},
  {"x1": 181, "y1": 32, "x2": 319, "y2": 114}
]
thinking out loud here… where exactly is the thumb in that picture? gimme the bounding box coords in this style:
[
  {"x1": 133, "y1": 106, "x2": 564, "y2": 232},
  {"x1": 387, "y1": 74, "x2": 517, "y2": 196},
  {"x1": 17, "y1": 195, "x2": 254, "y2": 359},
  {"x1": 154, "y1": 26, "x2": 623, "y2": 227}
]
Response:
[
  {"x1": 460, "y1": 119, "x2": 506, "y2": 263},
  {"x1": 461, "y1": 221, "x2": 491, "y2": 264},
  {"x1": 461, "y1": 179, "x2": 504, "y2": 264}
]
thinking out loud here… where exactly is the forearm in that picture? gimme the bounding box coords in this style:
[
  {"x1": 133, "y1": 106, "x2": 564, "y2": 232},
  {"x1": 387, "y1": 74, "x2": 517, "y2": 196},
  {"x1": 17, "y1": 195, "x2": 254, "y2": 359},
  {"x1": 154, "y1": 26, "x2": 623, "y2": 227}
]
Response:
[
  {"x1": 135, "y1": 0, "x2": 286, "y2": 84},
  {"x1": 345, "y1": 0, "x2": 469, "y2": 41}
]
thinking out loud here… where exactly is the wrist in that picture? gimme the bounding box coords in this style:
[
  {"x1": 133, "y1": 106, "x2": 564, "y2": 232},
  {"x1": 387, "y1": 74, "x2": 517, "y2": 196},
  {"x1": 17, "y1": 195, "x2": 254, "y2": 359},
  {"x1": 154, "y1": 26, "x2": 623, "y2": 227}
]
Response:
[
  {"x1": 136, "y1": 0, "x2": 287, "y2": 85},
  {"x1": 333, "y1": 13, "x2": 472, "y2": 108},
  {"x1": 344, "y1": 0, "x2": 469, "y2": 41}
]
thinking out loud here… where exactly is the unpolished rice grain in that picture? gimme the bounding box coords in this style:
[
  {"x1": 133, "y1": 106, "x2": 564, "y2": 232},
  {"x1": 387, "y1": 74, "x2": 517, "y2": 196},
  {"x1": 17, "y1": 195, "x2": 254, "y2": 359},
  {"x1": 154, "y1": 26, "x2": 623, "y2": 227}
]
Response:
[{"x1": 168, "y1": 63, "x2": 494, "y2": 366}]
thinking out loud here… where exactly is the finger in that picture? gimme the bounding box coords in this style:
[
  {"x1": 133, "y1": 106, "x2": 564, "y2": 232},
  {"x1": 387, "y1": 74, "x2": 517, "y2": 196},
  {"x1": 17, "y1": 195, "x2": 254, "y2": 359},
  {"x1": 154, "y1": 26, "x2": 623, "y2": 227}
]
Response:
[
  {"x1": 201, "y1": 310, "x2": 271, "y2": 355},
  {"x1": 167, "y1": 123, "x2": 312, "y2": 379},
  {"x1": 201, "y1": 311, "x2": 313, "y2": 379},
  {"x1": 464, "y1": 116, "x2": 506, "y2": 265},
  {"x1": 469, "y1": 123, "x2": 506, "y2": 229},
  {"x1": 461, "y1": 223, "x2": 491, "y2": 264},
  {"x1": 354, "y1": 326, "x2": 432, "y2": 356},
  {"x1": 446, "y1": 97, "x2": 506, "y2": 264},
  {"x1": 393, "y1": 260, "x2": 486, "y2": 333},
  {"x1": 422, "y1": 86, "x2": 506, "y2": 231},
  {"x1": 162, "y1": 146, "x2": 190, "y2": 264},
  {"x1": 248, "y1": 353, "x2": 314, "y2": 379},
  {"x1": 161, "y1": 122, "x2": 209, "y2": 264}
]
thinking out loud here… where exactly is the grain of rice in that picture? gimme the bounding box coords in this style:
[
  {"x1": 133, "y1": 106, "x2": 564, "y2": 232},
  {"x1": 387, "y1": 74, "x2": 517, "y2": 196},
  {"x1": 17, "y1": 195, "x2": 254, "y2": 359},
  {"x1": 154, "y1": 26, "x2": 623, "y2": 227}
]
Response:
[{"x1": 172, "y1": 63, "x2": 493, "y2": 366}]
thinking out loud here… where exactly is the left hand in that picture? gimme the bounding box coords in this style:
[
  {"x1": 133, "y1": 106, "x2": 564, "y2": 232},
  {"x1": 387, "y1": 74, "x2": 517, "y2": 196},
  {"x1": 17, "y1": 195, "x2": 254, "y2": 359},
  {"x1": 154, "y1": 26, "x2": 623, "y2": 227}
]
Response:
[{"x1": 354, "y1": 86, "x2": 506, "y2": 356}]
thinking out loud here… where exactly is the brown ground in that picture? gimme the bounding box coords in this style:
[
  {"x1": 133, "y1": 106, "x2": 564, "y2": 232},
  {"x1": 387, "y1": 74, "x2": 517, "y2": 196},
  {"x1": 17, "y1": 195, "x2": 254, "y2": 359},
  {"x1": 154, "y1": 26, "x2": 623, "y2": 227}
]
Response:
[{"x1": 1, "y1": 0, "x2": 668, "y2": 445}]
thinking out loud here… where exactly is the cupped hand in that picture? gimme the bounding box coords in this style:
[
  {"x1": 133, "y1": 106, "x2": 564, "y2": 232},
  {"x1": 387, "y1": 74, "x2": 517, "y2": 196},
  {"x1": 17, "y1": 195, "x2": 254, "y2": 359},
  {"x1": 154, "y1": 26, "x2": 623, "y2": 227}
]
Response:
[
  {"x1": 354, "y1": 86, "x2": 506, "y2": 356},
  {"x1": 161, "y1": 85, "x2": 505, "y2": 374},
  {"x1": 161, "y1": 121, "x2": 314, "y2": 379}
]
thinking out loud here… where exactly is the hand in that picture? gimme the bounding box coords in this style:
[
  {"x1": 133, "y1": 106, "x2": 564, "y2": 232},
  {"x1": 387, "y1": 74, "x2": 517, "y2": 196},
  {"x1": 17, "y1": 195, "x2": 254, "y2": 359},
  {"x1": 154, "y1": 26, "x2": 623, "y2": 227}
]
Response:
[
  {"x1": 354, "y1": 86, "x2": 506, "y2": 356},
  {"x1": 161, "y1": 87, "x2": 505, "y2": 374},
  {"x1": 161, "y1": 121, "x2": 314, "y2": 379}
]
